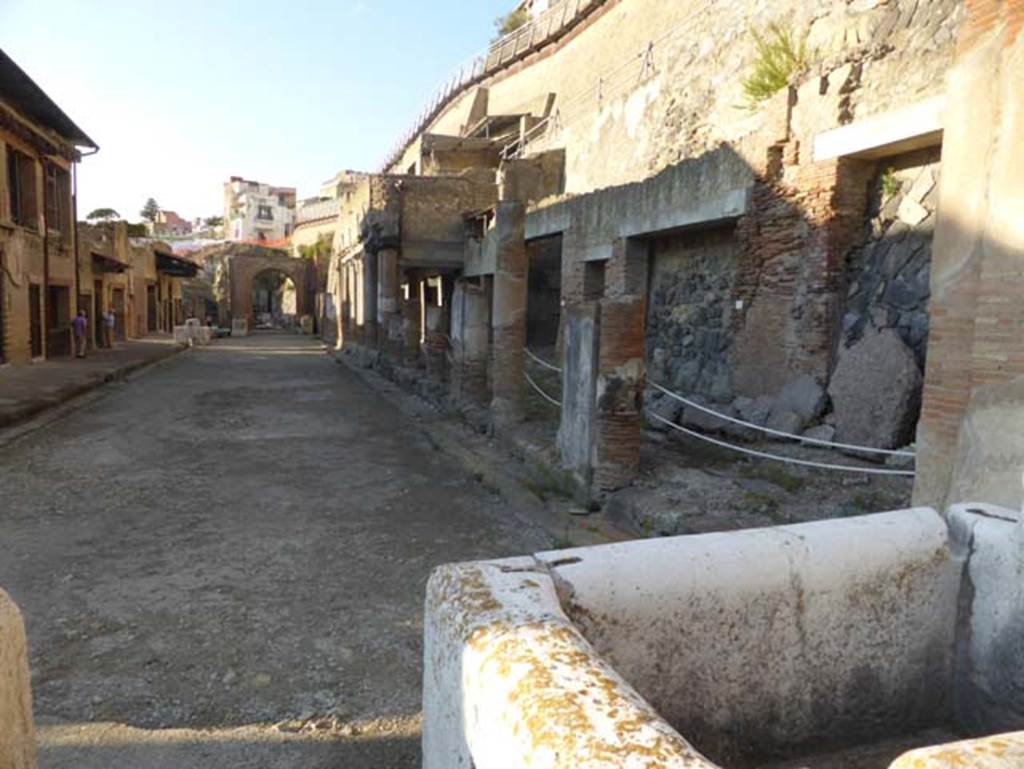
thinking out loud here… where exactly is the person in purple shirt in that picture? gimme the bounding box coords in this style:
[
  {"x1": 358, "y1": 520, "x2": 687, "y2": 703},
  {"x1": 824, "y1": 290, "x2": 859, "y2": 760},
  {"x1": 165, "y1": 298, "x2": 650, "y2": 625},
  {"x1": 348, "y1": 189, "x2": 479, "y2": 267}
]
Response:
[{"x1": 72, "y1": 310, "x2": 88, "y2": 358}]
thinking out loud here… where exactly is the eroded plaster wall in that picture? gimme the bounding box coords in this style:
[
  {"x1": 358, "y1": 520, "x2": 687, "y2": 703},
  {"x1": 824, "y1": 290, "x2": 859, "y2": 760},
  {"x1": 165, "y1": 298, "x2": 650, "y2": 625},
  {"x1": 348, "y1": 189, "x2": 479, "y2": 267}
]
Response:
[
  {"x1": 394, "y1": 0, "x2": 962, "y2": 199},
  {"x1": 914, "y1": 0, "x2": 1024, "y2": 510}
]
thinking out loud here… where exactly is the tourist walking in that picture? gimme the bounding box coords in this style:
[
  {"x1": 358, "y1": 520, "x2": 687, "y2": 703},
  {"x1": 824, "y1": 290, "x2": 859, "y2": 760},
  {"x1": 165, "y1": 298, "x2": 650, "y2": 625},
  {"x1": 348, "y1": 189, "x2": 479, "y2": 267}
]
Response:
[
  {"x1": 104, "y1": 308, "x2": 116, "y2": 347},
  {"x1": 72, "y1": 310, "x2": 88, "y2": 358}
]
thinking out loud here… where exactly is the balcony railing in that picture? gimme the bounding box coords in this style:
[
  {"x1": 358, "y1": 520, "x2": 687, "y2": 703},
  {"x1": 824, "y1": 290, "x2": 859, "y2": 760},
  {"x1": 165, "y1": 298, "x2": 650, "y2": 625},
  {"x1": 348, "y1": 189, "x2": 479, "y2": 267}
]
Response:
[{"x1": 379, "y1": 0, "x2": 605, "y2": 172}]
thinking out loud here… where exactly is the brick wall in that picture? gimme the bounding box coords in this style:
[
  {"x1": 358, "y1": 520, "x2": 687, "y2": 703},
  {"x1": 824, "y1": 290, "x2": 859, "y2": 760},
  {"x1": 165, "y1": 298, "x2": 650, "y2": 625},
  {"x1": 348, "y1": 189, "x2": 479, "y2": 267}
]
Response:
[
  {"x1": 914, "y1": 0, "x2": 1024, "y2": 508},
  {"x1": 593, "y1": 295, "x2": 645, "y2": 490}
]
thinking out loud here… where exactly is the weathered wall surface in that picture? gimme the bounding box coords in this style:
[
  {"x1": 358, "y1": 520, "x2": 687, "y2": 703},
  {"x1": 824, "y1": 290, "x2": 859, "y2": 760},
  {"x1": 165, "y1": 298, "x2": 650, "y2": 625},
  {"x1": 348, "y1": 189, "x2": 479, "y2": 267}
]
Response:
[
  {"x1": 545, "y1": 509, "x2": 960, "y2": 764},
  {"x1": 0, "y1": 126, "x2": 76, "y2": 364},
  {"x1": 0, "y1": 589, "x2": 36, "y2": 769},
  {"x1": 226, "y1": 250, "x2": 314, "y2": 325},
  {"x1": 400, "y1": 175, "x2": 498, "y2": 268},
  {"x1": 948, "y1": 504, "x2": 1024, "y2": 735},
  {"x1": 395, "y1": 0, "x2": 962, "y2": 199},
  {"x1": 424, "y1": 508, "x2": 1024, "y2": 768},
  {"x1": 914, "y1": 1, "x2": 1024, "y2": 510},
  {"x1": 422, "y1": 557, "x2": 719, "y2": 769}
]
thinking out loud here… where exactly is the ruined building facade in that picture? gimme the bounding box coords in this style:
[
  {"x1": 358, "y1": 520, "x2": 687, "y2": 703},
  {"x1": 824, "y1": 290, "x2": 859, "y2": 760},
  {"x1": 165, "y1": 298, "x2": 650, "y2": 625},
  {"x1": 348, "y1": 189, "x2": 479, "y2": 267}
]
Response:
[
  {"x1": 312, "y1": 0, "x2": 1022, "y2": 512},
  {"x1": 0, "y1": 49, "x2": 199, "y2": 367}
]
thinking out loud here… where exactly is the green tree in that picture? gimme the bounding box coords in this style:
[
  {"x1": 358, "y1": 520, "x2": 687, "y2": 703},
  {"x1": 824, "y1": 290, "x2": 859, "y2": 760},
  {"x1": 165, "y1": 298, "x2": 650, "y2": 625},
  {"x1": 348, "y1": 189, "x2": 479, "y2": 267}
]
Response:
[
  {"x1": 494, "y1": 7, "x2": 528, "y2": 38},
  {"x1": 86, "y1": 207, "x2": 121, "y2": 222},
  {"x1": 204, "y1": 215, "x2": 224, "y2": 228},
  {"x1": 140, "y1": 198, "x2": 160, "y2": 222}
]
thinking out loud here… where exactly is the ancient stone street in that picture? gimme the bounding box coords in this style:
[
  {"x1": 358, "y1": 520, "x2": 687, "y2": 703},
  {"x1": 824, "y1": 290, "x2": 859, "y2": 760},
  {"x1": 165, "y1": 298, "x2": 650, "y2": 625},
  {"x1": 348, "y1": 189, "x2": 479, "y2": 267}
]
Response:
[{"x1": 0, "y1": 334, "x2": 549, "y2": 768}]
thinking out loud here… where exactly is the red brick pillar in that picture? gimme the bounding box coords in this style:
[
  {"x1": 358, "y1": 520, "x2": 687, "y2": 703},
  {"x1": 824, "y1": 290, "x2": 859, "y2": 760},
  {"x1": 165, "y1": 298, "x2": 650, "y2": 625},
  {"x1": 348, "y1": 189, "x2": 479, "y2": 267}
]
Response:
[
  {"x1": 594, "y1": 295, "x2": 646, "y2": 491},
  {"x1": 490, "y1": 202, "x2": 528, "y2": 427},
  {"x1": 914, "y1": 0, "x2": 1024, "y2": 509}
]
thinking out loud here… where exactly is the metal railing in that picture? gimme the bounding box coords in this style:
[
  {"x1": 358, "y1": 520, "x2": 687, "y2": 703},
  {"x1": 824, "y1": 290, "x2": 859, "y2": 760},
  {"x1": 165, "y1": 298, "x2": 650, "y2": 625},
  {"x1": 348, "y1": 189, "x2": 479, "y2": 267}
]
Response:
[{"x1": 379, "y1": 0, "x2": 604, "y2": 171}]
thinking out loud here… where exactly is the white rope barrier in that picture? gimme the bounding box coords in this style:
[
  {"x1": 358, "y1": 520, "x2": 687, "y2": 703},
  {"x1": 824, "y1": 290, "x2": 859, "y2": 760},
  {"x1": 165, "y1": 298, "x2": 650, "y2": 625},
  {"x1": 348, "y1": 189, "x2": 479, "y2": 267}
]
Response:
[
  {"x1": 524, "y1": 347, "x2": 563, "y2": 373},
  {"x1": 525, "y1": 371, "x2": 562, "y2": 408},
  {"x1": 650, "y1": 382, "x2": 916, "y2": 458},
  {"x1": 646, "y1": 412, "x2": 916, "y2": 477}
]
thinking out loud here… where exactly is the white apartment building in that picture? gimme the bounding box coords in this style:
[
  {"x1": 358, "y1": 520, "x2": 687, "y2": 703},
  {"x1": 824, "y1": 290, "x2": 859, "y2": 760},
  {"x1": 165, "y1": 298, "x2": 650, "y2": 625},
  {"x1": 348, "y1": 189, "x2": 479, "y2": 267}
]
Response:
[{"x1": 223, "y1": 176, "x2": 297, "y2": 243}]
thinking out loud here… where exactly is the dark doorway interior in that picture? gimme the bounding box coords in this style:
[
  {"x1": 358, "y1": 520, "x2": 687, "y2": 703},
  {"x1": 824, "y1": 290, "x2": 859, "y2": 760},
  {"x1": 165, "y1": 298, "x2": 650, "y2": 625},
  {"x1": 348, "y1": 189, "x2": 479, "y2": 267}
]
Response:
[
  {"x1": 94, "y1": 279, "x2": 104, "y2": 348},
  {"x1": 29, "y1": 283, "x2": 42, "y2": 358},
  {"x1": 0, "y1": 270, "x2": 4, "y2": 364},
  {"x1": 526, "y1": 235, "x2": 562, "y2": 348},
  {"x1": 147, "y1": 285, "x2": 157, "y2": 333},
  {"x1": 112, "y1": 288, "x2": 126, "y2": 341},
  {"x1": 46, "y1": 285, "x2": 71, "y2": 358}
]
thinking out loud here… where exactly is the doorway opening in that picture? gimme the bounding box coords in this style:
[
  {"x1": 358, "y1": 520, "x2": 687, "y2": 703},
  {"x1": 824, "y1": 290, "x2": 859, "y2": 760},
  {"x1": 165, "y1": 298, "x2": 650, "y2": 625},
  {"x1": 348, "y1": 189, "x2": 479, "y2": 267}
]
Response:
[
  {"x1": 46, "y1": 285, "x2": 71, "y2": 358},
  {"x1": 252, "y1": 269, "x2": 298, "y2": 330}
]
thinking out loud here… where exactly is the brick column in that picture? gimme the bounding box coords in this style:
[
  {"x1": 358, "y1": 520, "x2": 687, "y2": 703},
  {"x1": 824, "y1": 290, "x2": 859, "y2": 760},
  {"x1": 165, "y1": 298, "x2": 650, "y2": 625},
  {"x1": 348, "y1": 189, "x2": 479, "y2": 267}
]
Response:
[
  {"x1": 490, "y1": 202, "x2": 528, "y2": 426},
  {"x1": 378, "y1": 248, "x2": 401, "y2": 356},
  {"x1": 361, "y1": 249, "x2": 378, "y2": 347},
  {"x1": 594, "y1": 295, "x2": 646, "y2": 491},
  {"x1": 914, "y1": 0, "x2": 1024, "y2": 509},
  {"x1": 605, "y1": 237, "x2": 649, "y2": 298}
]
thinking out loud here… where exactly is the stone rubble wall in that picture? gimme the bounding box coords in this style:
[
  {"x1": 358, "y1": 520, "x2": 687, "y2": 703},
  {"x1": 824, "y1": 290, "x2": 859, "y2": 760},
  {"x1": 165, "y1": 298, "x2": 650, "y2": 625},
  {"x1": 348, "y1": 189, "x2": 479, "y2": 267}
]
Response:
[
  {"x1": 646, "y1": 226, "x2": 740, "y2": 402},
  {"x1": 841, "y1": 148, "x2": 941, "y2": 371}
]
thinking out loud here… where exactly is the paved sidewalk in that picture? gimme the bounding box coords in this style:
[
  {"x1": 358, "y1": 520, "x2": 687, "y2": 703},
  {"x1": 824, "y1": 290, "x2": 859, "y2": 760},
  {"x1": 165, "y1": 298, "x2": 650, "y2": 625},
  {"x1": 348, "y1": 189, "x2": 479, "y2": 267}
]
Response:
[{"x1": 0, "y1": 337, "x2": 185, "y2": 428}]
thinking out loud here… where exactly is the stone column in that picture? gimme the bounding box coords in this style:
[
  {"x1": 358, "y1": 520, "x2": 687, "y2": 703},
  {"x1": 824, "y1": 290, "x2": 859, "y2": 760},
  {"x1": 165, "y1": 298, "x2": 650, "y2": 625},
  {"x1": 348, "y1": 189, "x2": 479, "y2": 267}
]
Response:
[
  {"x1": 558, "y1": 302, "x2": 600, "y2": 489},
  {"x1": 490, "y1": 201, "x2": 528, "y2": 426},
  {"x1": 451, "y1": 279, "x2": 491, "y2": 403},
  {"x1": 361, "y1": 249, "x2": 378, "y2": 347},
  {"x1": 378, "y1": 248, "x2": 401, "y2": 356},
  {"x1": 402, "y1": 274, "x2": 423, "y2": 366}
]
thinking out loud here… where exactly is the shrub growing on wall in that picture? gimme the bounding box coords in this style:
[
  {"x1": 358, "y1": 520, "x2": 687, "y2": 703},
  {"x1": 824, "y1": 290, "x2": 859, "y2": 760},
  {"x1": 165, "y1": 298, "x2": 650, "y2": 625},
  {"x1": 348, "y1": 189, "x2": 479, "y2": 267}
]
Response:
[
  {"x1": 494, "y1": 8, "x2": 529, "y2": 39},
  {"x1": 740, "y1": 23, "x2": 809, "y2": 108}
]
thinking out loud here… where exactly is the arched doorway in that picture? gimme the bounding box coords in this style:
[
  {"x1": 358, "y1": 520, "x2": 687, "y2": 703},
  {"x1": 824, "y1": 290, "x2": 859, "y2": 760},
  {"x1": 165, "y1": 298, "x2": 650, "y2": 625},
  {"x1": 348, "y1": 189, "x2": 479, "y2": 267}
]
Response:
[
  {"x1": 251, "y1": 269, "x2": 298, "y2": 329},
  {"x1": 221, "y1": 247, "x2": 314, "y2": 330}
]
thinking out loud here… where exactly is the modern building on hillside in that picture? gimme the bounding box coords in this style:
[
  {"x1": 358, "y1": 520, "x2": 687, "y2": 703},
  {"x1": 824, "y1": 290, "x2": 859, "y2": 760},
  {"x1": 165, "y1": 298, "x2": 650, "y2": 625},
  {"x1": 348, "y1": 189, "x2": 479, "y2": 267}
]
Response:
[
  {"x1": 223, "y1": 177, "x2": 296, "y2": 243},
  {"x1": 518, "y1": 0, "x2": 552, "y2": 17},
  {"x1": 149, "y1": 209, "x2": 192, "y2": 238}
]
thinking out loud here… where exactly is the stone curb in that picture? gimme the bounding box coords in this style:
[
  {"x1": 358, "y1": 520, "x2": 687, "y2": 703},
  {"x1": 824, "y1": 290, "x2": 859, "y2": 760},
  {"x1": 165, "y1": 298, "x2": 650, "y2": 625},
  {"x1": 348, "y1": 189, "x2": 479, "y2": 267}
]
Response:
[
  {"x1": 0, "y1": 344, "x2": 188, "y2": 432},
  {"x1": 329, "y1": 347, "x2": 617, "y2": 548}
]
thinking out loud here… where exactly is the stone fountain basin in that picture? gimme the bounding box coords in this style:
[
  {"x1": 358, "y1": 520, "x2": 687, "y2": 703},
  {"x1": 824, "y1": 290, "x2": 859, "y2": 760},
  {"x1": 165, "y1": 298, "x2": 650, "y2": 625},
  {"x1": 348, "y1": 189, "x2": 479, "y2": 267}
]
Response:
[{"x1": 423, "y1": 506, "x2": 1024, "y2": 768}]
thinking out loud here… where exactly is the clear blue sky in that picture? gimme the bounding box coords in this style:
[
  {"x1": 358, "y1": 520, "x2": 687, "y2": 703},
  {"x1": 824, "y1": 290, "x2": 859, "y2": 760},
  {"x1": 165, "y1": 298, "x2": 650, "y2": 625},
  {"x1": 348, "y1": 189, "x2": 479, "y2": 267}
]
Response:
[{"x1": 2, "y1": 0, "x2": 512, "y2": 221}]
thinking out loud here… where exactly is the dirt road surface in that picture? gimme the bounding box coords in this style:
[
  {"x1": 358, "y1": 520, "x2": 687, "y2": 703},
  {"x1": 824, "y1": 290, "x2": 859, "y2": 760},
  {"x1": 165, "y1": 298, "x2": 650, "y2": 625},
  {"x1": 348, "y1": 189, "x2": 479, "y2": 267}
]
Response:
[{"x1": 0, "y1": 334, "x2": 550, "y2": 768}]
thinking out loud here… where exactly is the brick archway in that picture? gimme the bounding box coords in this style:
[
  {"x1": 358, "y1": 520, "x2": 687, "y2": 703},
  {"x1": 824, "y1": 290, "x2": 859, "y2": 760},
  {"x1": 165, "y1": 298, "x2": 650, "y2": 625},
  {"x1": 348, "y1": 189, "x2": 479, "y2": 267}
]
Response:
[{"x1": 227, "y1": 249, "x2": 315, "y2": 326}]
